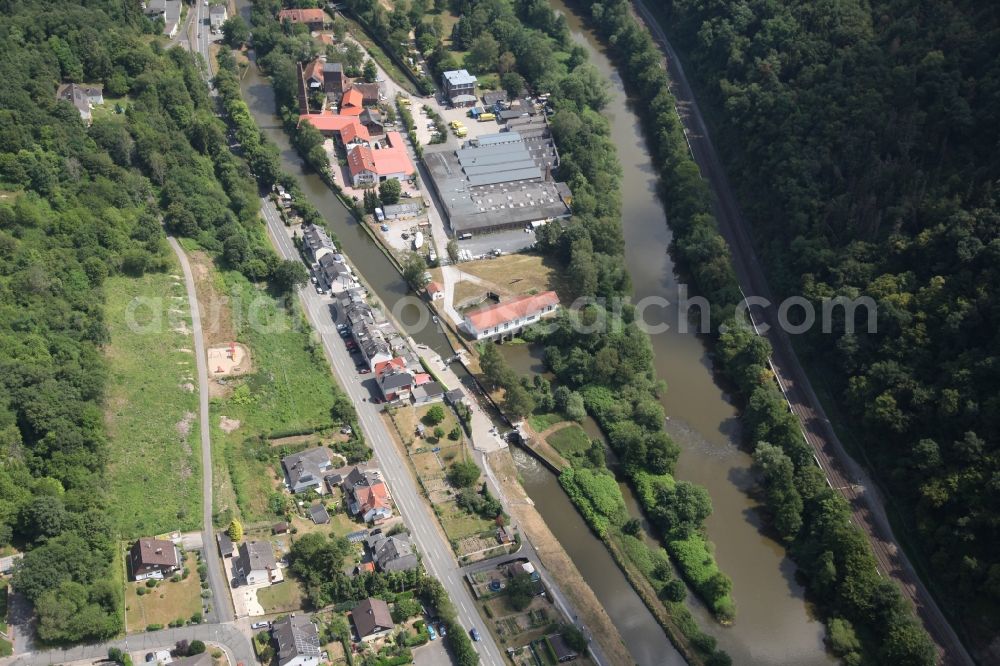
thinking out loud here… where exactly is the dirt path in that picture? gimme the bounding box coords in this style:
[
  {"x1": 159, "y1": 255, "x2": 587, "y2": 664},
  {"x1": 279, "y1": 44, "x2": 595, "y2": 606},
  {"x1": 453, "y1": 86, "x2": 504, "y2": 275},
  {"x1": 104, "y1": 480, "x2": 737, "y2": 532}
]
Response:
[
  {"x1": 520, "y1": 421, "x2": 572, "y2": 471},
  {"x1": 487, "y1": 449, "x2": 634, "y2": 666}
]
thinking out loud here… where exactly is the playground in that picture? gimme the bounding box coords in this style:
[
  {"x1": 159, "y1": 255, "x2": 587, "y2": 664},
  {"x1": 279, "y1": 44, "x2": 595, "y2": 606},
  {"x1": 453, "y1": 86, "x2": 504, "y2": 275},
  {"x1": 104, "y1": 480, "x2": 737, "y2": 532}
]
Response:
[{"x1": 207, "y1": 342, "x2": 251, "y2": 377}]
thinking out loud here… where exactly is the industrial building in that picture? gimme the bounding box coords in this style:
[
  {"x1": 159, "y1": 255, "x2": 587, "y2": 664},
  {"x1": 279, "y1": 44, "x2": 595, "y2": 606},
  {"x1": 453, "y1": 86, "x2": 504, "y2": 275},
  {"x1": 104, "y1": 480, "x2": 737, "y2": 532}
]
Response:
[{"x1": 423, "y1": 132, "x2": 571, "y2": 235}]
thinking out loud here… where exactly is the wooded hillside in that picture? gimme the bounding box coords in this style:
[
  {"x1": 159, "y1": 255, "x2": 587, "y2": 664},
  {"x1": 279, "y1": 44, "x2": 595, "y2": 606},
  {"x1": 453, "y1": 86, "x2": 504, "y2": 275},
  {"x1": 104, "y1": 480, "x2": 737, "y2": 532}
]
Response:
[
  {"x1": 0, "y1": 0, "x2": 297, "y2": 642},
  {"x1": 660, "y1": 0, "x2": 1000, "y2": 650}
]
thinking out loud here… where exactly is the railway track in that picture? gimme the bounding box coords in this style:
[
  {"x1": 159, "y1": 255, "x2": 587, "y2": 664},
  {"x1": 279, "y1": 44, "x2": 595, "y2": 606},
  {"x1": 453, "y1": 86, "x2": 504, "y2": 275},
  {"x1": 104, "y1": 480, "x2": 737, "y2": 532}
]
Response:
[{"x1": 629, "y1": 1, "x2": 975, "y2": 663}]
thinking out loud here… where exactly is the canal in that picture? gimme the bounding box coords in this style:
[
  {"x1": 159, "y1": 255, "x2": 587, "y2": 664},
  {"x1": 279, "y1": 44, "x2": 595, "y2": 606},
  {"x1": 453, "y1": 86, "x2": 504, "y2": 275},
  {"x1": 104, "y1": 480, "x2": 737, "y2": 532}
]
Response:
[{"x1": 235, "y1": 5, "x2": 685, "y2": 662}]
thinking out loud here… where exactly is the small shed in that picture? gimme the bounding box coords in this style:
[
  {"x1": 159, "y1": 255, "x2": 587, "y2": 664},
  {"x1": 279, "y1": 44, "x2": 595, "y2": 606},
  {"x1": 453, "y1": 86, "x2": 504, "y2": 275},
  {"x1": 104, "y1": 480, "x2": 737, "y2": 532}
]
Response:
[
  {"x1": 309, "y1": 504, "x2": 331, "y2": 525},
  {"x1": 272, "y1": 522, "x2": 289, "y2": 535}
]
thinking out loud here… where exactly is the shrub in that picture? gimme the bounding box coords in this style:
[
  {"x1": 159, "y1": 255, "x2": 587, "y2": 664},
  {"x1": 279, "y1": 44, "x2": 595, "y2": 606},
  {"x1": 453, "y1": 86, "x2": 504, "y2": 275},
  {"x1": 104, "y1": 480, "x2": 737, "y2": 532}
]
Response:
[
  {"x1": 145, "y1": 579, "x2": 158, "y2": 588},
  {"x1": 146, "y1": 624, "x2": 163, "y2": 631}
]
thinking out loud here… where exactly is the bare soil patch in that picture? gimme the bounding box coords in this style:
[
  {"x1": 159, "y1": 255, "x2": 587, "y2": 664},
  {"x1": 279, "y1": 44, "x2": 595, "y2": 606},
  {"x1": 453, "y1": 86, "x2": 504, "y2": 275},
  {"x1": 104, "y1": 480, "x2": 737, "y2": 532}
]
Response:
[{"x1": 219, "y1": 416, "x2": 241, "y2": 434}]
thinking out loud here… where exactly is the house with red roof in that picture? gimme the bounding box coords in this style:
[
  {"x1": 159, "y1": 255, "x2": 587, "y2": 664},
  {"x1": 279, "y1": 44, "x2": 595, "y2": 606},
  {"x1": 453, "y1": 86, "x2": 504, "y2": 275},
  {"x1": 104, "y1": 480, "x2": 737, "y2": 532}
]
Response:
[
  {"x1": 304, "y1": 59, "x2": 325, "y2": 90},
  {"x1": 298, "y1": 114, "x2": 369, "y2": 147},
  {"x1": 460, "y1": 291, "x2": 560, "y2": 340},
  {"x1": 374, "y1": 357, "x2": 414, "y2": 402},
  {"x1": 346, "y1": 132, "x2": 414, "y2": 187},
  {"x1": 277, "y1": 8, "x2": 327, "y2": 31},
  {"x1": 339, "y1": 88, "x2": 364, "y2": 115},
  {"x1": 355, "y1": 483, "x2": 392, "y2": 523},
  {"x1": 426, "y1": 281, "x2": 444, "y2": 301}
]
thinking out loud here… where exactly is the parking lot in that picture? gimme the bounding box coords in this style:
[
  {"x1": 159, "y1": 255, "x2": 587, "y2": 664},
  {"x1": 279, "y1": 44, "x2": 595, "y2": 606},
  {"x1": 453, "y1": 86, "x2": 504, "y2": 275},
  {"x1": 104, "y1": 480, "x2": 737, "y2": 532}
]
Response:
[{"x1": 456, "y1": 226, "x2": 539, "y2": 260}]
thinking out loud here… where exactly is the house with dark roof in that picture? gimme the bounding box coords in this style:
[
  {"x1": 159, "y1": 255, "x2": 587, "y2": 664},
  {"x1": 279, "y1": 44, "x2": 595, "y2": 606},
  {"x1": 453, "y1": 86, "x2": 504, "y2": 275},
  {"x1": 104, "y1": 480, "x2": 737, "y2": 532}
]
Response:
[
  {"x1": 129, "y1": 538, "x2": 180, "y2": 581},
  {"x1": 366, "y1": 533, "x2": 419, "y2": 572},
  {"x1": 272, "y1": 614, "x2": 321, "y2": 666},
  {"x1": 350, "y1": 598, "x2": 394, "y2": 642},
  {"x1": 217, "y1": 531, "x2": 235, "y2": 558},
  {"x1": 412, "y1": 381, "x2": 445, "y2": 405},
  {"x1": 56, "y1": 83, "x2": 104, "y2": 124},
  {"x1": 282, "y1": 447, "x2": 334, "y2": 494},
  {"x1": 546, "y1": 633, "x2": 580, "y2": 662},
  {"x1": 309, "y1": 503, "x2": 331, "y2": 525},
  {"x1": 445, "y1": 388, "x2": 466, "y2": 406},
  {"x1": 350, "y1": 82, "x2": 382, "y2": 106},
  {"x1": 359, "y1": 108, "x2": 384, "y2": 136},
  {"x1": 302, "y1": 224, "x2": 335, "y2": 263},
  {"x1": 381, "y1": 201, "x2": 422, "y2": 220},
  {"x1": 234, "y1": 541, "x2": 279, "y2": 586},
  {"x1": 482, "y1": 90, "x2": 508, "y2": 107},
  {"x1": 323, "y1": 62, "x2": 347, "y2": 95}
]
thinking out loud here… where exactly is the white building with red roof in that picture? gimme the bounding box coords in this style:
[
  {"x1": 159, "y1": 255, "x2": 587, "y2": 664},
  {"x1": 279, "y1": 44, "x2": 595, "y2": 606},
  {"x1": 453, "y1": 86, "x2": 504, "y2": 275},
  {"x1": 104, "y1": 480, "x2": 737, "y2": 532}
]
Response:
[
  {"x1": 346, "y1": 132, "x2": 414, "y2": 187},
  {"x1": 460, "y1": 291, "x2": 560, "y2": 340}
]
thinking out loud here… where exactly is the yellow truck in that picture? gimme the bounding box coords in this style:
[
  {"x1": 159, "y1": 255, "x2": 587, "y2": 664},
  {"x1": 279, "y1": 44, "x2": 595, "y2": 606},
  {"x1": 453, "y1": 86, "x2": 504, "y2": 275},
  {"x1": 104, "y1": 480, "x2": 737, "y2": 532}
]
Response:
[
  {"x1": 449, "y1": 119, "x2": 464, "y2": 130},
  {"x1": 478, "y1": 113, "x2": 496, "y2": 122},
  {"x1": 454, "y1": 127, "x2": 468, "y2": 138}
]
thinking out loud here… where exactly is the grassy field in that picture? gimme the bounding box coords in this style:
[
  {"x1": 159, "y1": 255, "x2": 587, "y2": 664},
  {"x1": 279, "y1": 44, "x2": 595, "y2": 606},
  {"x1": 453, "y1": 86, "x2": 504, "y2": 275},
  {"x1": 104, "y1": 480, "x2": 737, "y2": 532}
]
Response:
[
  {"x1": 527, "y1": 412, "x2": 563, "y2": 433},
  {"x1": 450, "y1": 254, "x2": 572, "y2": 302},
  {"x1": 125, "y1": 552, "x2": 202, "y2": 631},
  {"x1": 546, "y1": 424, "x2": 591, "y2": 460},
  {"x1": 104, "y1": 264, "x2": 202, "y2": 537},
  {"x1": 438, "y1": 501, "x2": 494, "y2": 543},
  {"x1": 257, "y1": 579, "x2": 304, "y2": 615},
  {"x1": 207, "y1": 268, "x2": 345, "y2": 524}
]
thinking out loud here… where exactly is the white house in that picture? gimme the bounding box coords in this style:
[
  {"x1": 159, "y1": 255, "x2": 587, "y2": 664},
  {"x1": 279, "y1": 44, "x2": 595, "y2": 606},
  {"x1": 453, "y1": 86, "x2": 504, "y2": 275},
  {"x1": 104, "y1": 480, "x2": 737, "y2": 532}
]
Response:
[
  {"x1": 234, "y1": 541, "x2": 279, "y2": 586},
  {"x1": 460, "y1": 291, "x2": 560, "y2": 340},
  {"x1": 129, "y1": 538, "x2": 181, "y2": 581},
  {"x1": 209, "y1": 4, "x2": 227, "y2": 28}
]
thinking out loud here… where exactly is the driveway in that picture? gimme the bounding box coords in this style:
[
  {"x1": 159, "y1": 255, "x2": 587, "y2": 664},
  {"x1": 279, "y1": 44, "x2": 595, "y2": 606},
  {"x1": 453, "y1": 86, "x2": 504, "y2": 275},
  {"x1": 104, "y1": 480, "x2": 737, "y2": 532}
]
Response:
[{"x1": 411, "y1": 637, "x2": 450, "y2": 666}]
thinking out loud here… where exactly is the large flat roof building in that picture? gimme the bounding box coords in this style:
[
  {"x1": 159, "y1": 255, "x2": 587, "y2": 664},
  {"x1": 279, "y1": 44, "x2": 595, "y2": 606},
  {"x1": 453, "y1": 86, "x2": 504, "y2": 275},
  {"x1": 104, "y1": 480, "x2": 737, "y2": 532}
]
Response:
[{"x1": 423, "y1": 133, "x2": 570, "y2": 235}]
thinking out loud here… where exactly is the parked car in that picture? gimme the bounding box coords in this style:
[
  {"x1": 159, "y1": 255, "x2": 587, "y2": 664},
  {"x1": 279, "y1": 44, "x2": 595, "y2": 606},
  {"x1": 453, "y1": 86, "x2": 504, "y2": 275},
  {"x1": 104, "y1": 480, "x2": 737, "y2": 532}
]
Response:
[
  {"x1": 438, "y1": 623, "x2": 447, "y2": 637},
  {"x1": 427, "y1": 624, "x2": 437, "y2": 641},
  {"x1": 251, "y1": 621, "x2": 270, "y2": 630},
  {"x1": 315, "y1": 285, "x2": 325, "y2": 294},
  {"x1": 470, "y1": 627, "x2": 481, "y2": 642},
  {"x1": 340, "y1": 425, "x2": 353, "y2": 435}
]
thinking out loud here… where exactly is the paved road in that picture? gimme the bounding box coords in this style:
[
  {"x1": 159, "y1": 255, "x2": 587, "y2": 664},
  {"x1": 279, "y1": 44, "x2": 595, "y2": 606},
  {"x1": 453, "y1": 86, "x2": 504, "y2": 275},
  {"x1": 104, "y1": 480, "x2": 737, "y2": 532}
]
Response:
[
  {"x1": 4, "y1": 624, "x2": 254, "y2": 666},
  {"x1": 259, "y1": 200, "x2": 507, "y2": 666},
  {"x1": 169, "y1": 237, "x2": 234, "y2": 624},
  {"x1": 630, "y1": 2, "x2": 972, "y2": 664}
]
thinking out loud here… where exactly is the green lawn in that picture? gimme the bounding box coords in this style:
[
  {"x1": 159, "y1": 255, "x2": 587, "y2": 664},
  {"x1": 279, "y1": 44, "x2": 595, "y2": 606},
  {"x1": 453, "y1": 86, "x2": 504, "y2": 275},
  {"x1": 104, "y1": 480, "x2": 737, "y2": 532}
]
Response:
[
  {"x1": 528, "y1": 412, "x2": 564, "y2": 433},
  {"x1": 125, "y1": 552, "x2": 202, "y2": 632},
  {"x1": 211, "y1": 269, "x2": 344, "y2": 523},
  {"x1": 438, "y1": 501, "x2": 493, "y2": 542},
  {"x1": 546, "y1": 424, "x2": 591, "y2": 459},
  {"x1": 257, "y1": 579, "x2": 305, "y2": 615},
  {"x1": 104, "y1": 265, "x2": 202, "y2": 537}
]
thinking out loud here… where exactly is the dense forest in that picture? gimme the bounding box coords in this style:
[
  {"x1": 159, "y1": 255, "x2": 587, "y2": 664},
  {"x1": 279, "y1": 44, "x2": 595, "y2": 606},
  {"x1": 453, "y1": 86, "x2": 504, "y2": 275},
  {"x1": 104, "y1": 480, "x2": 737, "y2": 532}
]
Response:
[
  {"x1": 0, "y1": 0, "x2": 307, "y2": 643},
  {"x1": 653, "y1": 0, "x2": 1000, "y2": 654}
]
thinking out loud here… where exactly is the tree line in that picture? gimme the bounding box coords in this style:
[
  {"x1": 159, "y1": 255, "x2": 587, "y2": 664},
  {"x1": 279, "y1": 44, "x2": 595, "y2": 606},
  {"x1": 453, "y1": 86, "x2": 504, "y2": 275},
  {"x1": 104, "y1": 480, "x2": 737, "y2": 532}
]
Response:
[{"x1": 578, "y1": 0, "x2": 938, "y2": 662}]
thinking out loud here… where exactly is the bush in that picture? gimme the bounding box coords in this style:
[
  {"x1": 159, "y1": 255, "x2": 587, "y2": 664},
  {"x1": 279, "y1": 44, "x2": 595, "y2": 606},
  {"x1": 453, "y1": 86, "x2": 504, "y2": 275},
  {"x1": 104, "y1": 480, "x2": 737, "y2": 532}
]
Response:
[
  {"x1": 146, "y1": 624, "x2": 163, "y2": 631},
  {"x1": 188, "y1": 640, "x2": 206, "y2": 655},
  {"x1": 423, "y1": 405, "x2": 445, "y2": 425},
  {"x1": 145, "y1": 579, "x2": 158, "y2": 588},
  {"x1": 448, "y1": 425, "x2": 461, "y2": 441},
  {"x1": 190, "y1": 612, "x2": 203, "y2": 624},
  {"x1": 447, "y1": 460, "x2": 480, "y2": 488}
]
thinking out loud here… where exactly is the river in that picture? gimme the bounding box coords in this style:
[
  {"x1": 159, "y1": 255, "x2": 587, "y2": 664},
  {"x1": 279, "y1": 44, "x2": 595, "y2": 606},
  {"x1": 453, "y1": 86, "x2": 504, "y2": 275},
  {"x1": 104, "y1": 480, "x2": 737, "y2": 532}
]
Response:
[
  {"x1": 508, "y1": 2, "x2": 834, "y2": 664},
  {"x1": 235, "y1": 6, "x2": 686, "y2": 663}
]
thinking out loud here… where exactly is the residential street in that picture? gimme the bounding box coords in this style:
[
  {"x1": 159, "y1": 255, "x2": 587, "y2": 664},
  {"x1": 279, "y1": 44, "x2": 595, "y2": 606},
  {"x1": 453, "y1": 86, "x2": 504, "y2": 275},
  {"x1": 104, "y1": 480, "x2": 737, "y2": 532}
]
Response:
[
  {"x1": 631, "y1": 1, "x2": 973, "y2": 663},
  {"x1": 4, "y1": 624, "x2": 254, "y2": 666},
  {"x1": 260, "y1": 199, "x2": 507, "y2": 666}
]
